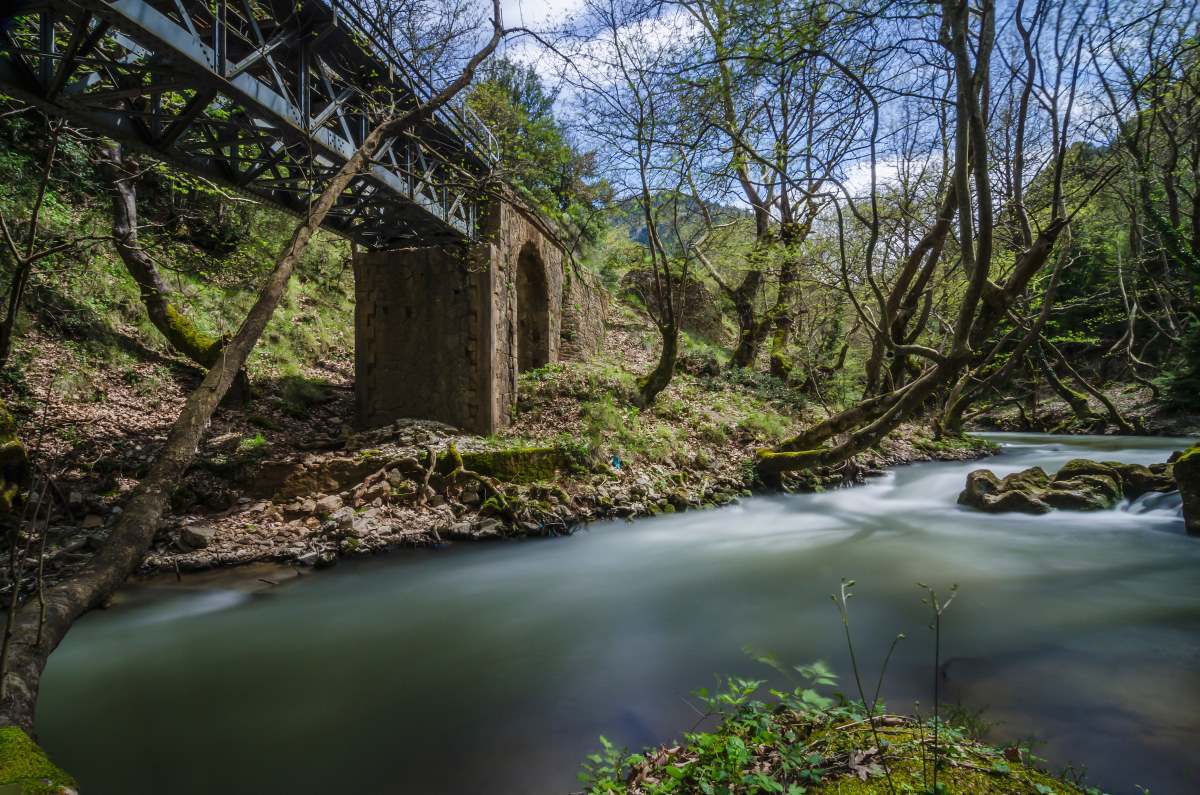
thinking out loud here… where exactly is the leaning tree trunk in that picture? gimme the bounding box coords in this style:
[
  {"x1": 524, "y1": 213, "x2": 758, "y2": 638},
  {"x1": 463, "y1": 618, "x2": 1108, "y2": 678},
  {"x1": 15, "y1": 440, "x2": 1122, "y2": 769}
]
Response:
[
  {"x1": 1034, "y1": 343, "x2": 1096, "y2": 427},
  {"x1": 1045, "y1": 340, "x2": 1137, "y2": 433},
  {"x1": 0, "y1": 7, "x2": 505, "y2": 734},
  {"x1": 98, "y1": 142, "x2": 227, "y2": 368}
]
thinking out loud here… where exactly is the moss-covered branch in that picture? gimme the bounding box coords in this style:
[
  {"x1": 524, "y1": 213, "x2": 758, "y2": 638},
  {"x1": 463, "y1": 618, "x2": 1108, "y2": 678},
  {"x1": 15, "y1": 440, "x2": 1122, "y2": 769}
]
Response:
[{"x1": 99, "y1": 142, "x2": 226, "y2": 369}]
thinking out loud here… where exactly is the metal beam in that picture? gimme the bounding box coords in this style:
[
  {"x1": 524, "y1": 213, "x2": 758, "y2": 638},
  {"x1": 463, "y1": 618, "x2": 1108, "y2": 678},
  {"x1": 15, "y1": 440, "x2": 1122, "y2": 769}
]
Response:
[{"x1": 0, "y1": 0, "x2": 495, "y2": 247}]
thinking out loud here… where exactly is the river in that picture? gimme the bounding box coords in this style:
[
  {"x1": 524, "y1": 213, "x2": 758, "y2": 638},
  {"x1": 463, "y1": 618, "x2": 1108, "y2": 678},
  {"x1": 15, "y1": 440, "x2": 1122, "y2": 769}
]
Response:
[{"x1": 35, "y1": 433, "x2": 1200, "y2": 794}]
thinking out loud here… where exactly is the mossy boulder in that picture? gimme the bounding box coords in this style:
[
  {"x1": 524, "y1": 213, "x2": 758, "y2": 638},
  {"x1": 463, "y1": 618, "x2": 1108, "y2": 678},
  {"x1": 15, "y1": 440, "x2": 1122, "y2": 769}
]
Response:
[
  {"x1": 1173, "y1": 443, "x2": 1200, "y2": 535},
  {"x1": 458, "y1": 448, "x2": 570, "y2": 484},
  {"x1": 1054, "y1": 458, "x2": 1119, "y2": 483},
  {"x1": 961, "y1": 456, "x2": 1180, "y2": 516},
  {"x1": 0, "y1": 726, "x2": 77, "y2": 794},
  {"x1": 1042, "y1": 483, "x2": 1114, "y2": 511},
  {"x1": 984, "y1": 488, "x2": 1052, "y2": 514},
  {"x1": 1056, "y1": 459, "x2": 1175, "y2": 501},
  {"x1": 426, "y1": 446, "x2": 572, "y2": 484},
  {"x1": 999, "y1": 465, "x2": 1049, "y2": 492},
  {"x1": 0, "y1": 400, "x2": 30, "y2": 514},
  {"x1": 958, "y1": 469, "x2": 1001, "y2": 507},
  {"x1": 958, "y1": 469, "x2": 1050, "y2": 513}
]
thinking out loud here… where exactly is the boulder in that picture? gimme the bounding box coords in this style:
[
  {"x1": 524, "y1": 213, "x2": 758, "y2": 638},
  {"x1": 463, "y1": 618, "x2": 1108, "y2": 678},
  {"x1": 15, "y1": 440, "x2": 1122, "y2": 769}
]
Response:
[
  {"x1": 960, "y1": 456, "x2": 1176, "y2": 516},
  {"x1": 1055, "y1": 458, "x2": 1119, "y2": 483},
  {"x1": 1042, "y1": 485, "x2": 1111, "y2": 511},
  {"x1": 329, "y1": 506, "x2": 356, "y2": 530},
  {"x1": 180, "y1": 524, "x2": 217, "y2": 549},
  {"x1": 314, "y1": 494, "x2": 343, "y2": 515},
  {"x1": 1000, "y1": 466, "x2": 1049, "y2": 492},
  {"x1": 1052, "y1": 473, "x2": 1122, "y2": 507},
  {"x1": 957, "y1": 469, "x2": 1001, "y2": 509},
  {"x1": 284, "y1": 497, "x2": 317, "y2": 518},
  {"x1": 980, "y1": 489, "x2": 1051, "y2": 515},
  {"x1": 1104, "y1": 462, "x2": 1176, "y2": 499},
  {"x1": 473, "y1": 518, "x2": 504, "y2": 538},
  {"x1": 1173, "y1": 444, "x2": 1200, "y2": 536}
]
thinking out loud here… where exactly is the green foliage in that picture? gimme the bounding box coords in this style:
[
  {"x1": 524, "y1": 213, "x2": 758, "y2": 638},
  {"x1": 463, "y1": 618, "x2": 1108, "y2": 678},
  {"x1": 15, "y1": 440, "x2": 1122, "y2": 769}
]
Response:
[
  {"x1": 578, "y1": 583, "x2": 1093, "y2": 795},
  {"x1": 235, "y1": 432, "x2": 269, "y2": 458},
  {"x1": 0, "y1": 109, "x2": 352, "y2": 407},
  {"x1": 737, "y1": 410, "x2": 793, "y2": 442},
  {"x1": 467, "y1": 58, "x2": 608, "y2": 238},
  {"x1": 0, "y1": 725, "x2": 76, "y2": 794},
  {"x1": 1157, "y1": 317, "x2": 1200, "y2": 409}
]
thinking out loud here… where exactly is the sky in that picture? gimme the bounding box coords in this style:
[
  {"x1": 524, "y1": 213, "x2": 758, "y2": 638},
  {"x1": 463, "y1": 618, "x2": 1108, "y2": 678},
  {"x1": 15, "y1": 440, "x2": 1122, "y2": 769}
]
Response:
[{"x1": 500, "y1": 0, "x2": 583, "y2": 30}]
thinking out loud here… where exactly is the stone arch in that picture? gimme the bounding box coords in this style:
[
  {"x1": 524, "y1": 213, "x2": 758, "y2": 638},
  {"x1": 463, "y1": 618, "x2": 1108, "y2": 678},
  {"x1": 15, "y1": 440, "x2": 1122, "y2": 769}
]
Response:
[{"x1": 515, "y1": 242, "x2": 551, "y2": 372}]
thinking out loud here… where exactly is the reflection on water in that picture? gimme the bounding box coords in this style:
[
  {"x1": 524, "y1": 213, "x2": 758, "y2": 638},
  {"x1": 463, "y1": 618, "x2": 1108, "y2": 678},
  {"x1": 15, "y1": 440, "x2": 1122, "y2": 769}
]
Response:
[{"x1": 36, "y1": 434, "x2": 1200, "y2": 794}]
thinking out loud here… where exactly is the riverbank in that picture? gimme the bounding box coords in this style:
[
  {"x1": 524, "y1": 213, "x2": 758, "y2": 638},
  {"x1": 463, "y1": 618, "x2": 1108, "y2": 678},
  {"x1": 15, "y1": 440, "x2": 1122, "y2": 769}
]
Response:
[
  {"x1": 138, "y1": 416, "x2": 992, "y2": 576},
  {"x1": 7, "y1": 306, "x2": 998, "y2": 588}
]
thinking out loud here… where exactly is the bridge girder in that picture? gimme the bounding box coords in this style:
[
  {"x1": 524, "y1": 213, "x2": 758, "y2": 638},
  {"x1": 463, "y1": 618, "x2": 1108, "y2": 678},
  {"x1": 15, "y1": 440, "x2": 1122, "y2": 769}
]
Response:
[{"x1": 0, "y1": 0, "x2": 496, "y2": 247}]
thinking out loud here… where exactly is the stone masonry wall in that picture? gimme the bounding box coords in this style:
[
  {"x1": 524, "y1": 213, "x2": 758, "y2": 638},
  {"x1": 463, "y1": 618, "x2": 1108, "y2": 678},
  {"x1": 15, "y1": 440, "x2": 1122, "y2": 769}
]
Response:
[
  {"x1": 354, "y1": 200, "x2": 605, "y2": 435},
  {"x1": 560, "y1": 266, "x2": 609, "y2": 361},
  {"x1": 354, "y1": 244, "x2": 493, "y2": 433}
]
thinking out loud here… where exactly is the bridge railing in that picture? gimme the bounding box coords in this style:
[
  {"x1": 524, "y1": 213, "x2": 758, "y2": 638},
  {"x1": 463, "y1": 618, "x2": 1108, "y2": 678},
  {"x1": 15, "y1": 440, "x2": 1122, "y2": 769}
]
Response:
[{"x1": 325, "y1": 0, "x2": 499, "y2": 162}]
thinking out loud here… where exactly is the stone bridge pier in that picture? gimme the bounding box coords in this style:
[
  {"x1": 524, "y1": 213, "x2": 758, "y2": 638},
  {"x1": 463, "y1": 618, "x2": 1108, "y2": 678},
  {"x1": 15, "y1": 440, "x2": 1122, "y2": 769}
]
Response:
[{"x1": 354, "y1": 202, "x2": 606, "y2": 434}]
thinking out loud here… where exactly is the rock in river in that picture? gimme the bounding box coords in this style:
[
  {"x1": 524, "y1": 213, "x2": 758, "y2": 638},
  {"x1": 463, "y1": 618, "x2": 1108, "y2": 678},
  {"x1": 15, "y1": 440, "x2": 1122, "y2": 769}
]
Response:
[
  {"x1": 960, "y1": 457, "x2": 1177, "y2": 515},
  {"x1": 1173, "y1": 444, "x2": 1200, "y2": 535}
]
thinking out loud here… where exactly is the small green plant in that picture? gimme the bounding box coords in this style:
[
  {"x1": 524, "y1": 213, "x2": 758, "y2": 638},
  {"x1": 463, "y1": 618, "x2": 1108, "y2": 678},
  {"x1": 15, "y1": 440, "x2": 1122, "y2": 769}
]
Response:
[
  {"x1": 918, "y1": 582, "x2": 958, "y2": 795},
  {"x1": 577, "y1": 582, "x2": 1089, "y2": 795},
  {"x1": 235, "y1": 432, "x2": 269, "y2": 458}
]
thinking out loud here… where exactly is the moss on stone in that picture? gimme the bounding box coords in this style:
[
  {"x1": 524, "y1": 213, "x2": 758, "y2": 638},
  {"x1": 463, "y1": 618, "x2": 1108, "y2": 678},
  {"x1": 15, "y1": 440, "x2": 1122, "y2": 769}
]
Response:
[
  {"x1": 1054, "y1": 458, "x2": 1118, "y2": 483},
  {"x1": 800, "y1": 724, "x2": 1080, "y2": 794},
  {"x1": 0, "y1": 399, "x2": 29, "y2": 514},
  {"x1": 1173, "y1": 443, "x2": 1200, "y2": 535},
  {"x1": 1174, "y1": 442, "x2": 1200, "y2": 465},
  {"x1": 590, "y1": 711, "x2": 1088, "y2": 795},
  {"x1": 431, "y1": 446, "x2": 569, "y2": 484},
  {"x1": 0, "y1": 726, "x2": 76, "y2": 794}
]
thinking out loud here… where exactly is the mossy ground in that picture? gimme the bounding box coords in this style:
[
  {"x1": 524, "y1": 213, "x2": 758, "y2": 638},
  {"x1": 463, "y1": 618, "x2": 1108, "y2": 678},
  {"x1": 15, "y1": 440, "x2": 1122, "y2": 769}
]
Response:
[
  {"x1": 578, "y1": 677, "x2": 1098, "y2": 795},
  {"x1": 0, "y1": 727, "x2": 75, "y2": 794}
]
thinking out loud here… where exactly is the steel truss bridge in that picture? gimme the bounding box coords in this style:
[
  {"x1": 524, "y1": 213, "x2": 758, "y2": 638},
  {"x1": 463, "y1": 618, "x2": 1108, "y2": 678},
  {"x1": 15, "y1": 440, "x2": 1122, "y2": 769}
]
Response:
[{"x1": 0, "y1": 0, "x2": 497, "y2": 246}]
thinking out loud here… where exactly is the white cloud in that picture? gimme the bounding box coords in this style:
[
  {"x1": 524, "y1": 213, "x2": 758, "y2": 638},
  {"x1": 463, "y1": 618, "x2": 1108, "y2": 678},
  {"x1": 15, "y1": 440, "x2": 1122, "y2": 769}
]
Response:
[{"x1": 500, "y1": 0, "x2": 584, "y2": 29}]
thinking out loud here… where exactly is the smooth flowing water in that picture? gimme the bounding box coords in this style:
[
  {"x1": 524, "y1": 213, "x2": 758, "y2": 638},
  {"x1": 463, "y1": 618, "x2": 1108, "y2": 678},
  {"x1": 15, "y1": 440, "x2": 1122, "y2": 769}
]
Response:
[{"x1": 36, "y1": 434, "x2": 1200, "y2": 794}]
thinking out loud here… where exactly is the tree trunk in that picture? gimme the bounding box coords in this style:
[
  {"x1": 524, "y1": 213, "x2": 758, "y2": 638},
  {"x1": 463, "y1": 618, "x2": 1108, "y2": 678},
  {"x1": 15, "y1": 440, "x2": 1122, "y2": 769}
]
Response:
[
  {"x1": 1045, "y1": 341, "x2": 1137, "y2": 433},
  {"x1": 635, "y1": 325, "x2": 679, "y2": 408},
  {"x1": 1034, "y1": 344, "x2": 1095, "y2": 426},
  {"x1": 768, "y1": 254, "x2": 799, "y2": 380},
  {"x1": 0, "y1": 261, "x2": 34, "y2": 370},
  {"x1": 98, "y1": 142, "x2": 227, "y2": 368},
  {"x1": 728, "y1": 268, "x2": 768, "y2": 369}
]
